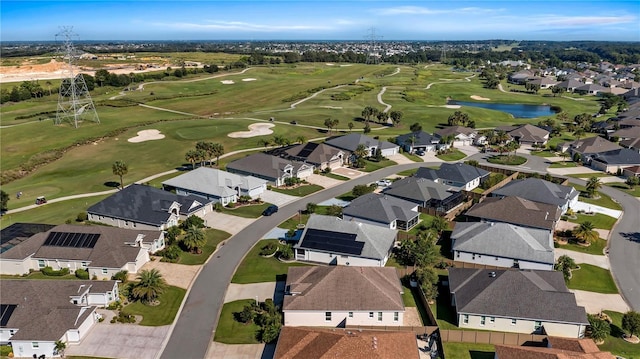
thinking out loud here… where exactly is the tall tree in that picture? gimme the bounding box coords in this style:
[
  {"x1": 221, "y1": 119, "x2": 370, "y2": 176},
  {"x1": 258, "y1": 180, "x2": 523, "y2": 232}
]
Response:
[
  {"x1": 0, "y1": 190, "x2": 8, "y2": 212},
  {"x1": 112, "y1": 160, "x2": 128, "y2": 189},
  {"x1": 390, "y1": 110, "x2": 403, "y2": 127},
  {"x1": 622, "y1": 311, "x2": 640, "y2": 338},
  {"x1": 131, "y1": 268, "x2": 167, "y2": 304},
  {"x1": 573, "y1": 128, "x2": 585, "y2": 142},
  {"x1": 294, "y1": 135, "x2": 306, "y2": 144},
  {"x1": 573, "y1": 221, "x2": 599, "y2": 244},
  {"x1": 211, "y1": 143, "x2": 225, "y2": 167},
  {"x1": 348, "y1": 122, "x2": 354, "y2": 132},
  {"x1": 181, "y1": 225, "x2": 206, "y2": 253},
  {"x1": 54, "y1": 340, "x2": 66, "y2": 357},
  {"x1": 410, "y1": 122, "x2": 422, "y2": 132},
  {"x1": 585, "y1": 177, "x2": 602, "y2": 198},
  {"x1": 196, "y1": 141, "x2": 213, "y2": 166},
  {"x1": 324, "y1": 118, "x2": 335, "y2": 134},
  {"x1": 185, "y1": 150, "x2": 199, "y2": 169}
]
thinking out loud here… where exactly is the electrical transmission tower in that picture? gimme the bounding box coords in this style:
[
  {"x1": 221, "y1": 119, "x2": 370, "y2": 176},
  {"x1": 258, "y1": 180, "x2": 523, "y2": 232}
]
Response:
[
  {"x1": 365, "y1": 28, "x2": 383, "y2": 64},
  {"x1": 55, "y1": 26, "x2": 99, "y2": 128},
  {"x1": 440, "y1": 43, "x2": 447, "y2": 63}
]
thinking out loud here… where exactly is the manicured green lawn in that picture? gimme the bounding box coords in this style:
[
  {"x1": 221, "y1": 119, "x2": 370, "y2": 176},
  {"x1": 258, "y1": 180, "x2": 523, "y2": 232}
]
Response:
[
  {"x1": 124, "y1": 285, "x2": 186, "y2": 326},
  {"x1": 397, "y1": 168, "x2": 419, "y2": 176},
  {"x1": 362, "y1": 159, "x2": 397, "y2": 172},
  {"x1": 548, "y1": 161, "x2": 578, "y2": 168},
  {"x1": 214, "y1": 299, "x2": 261, "y2": 344},
  {"x1": 402, "y1": 152, "x2": 423, "y2": 162},
  {"x1": 565, "y1": 173, "x2": 616, "y2": 179},
  {"x1": 567, "y1": 213, "x2": 617, "y2": 230},
  {"x1": 436, "y1": 149, "x2": 467, "y2": 161},
  {"x1": 322, "y1": 172, "x2": 349, "y2": 181},
  {"x1": 177, "y1": 229, "x2": 231, "y2": 265},
  {"x1": 269, "y1": 184, "x2": 324, "y2": 196},
  {"x1": 1, "y1": 272, "x2": 79, "y2": 280},
  {"x1": 68, "y1": 357, "x2": 113, "y2": 359},
  {"x1": 221, "y1": 202, "x2": 273, "y2": 218},
  {"x1": 567, "y1": 264, "x2": 618, "y2": 294},
  {"x1": 486, "y1": 155, "x2": 527, "y2": 166},
  {"x1": 530, "y1": 150, "x2": 557, "y2": 157},
  {"x1": 606, "y1": 183, "x2": 640, "y2": 197},
  {"x1": 599, "y1": 311, "x2": 640, "y2": 358},
  {"x1": 572, "y1": 184, "x2": 622, "y2": 211},
  {"x1": 231, "y1": 239, "x2": 310, "y2": 284},
  {"x1": 401, "y1": 283, "x2": 417, "y2": 308},
  {"x1": 442, "y1": 342, "x2": 495, "y2": 359},
  {"x1": 557, "y1": 238, "x2": 606, "y2": 256}
]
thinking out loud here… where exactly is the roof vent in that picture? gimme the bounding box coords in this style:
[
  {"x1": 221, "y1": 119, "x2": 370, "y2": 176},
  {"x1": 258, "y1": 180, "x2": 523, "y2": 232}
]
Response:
[{"x1": 489, "y1": 271, "x2": 496, "y2": 278}]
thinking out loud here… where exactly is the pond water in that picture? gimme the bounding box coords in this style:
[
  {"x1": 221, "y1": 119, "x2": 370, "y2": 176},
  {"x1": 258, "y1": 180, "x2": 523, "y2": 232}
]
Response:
[{"x1": 448, "y1": 100, "x2": 556, "y2": 118}]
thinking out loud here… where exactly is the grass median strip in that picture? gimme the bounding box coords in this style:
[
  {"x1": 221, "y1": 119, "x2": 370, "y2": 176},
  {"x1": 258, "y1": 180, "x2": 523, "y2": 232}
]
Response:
[{"x1": 124, "y1": 285, "x2": 186, "y2": 326}]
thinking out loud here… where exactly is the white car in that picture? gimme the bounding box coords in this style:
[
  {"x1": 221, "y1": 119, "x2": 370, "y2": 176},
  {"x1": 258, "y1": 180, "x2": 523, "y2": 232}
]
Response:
[{"x1": 376, "y1": 179, "x2": 392, "y2": 187}]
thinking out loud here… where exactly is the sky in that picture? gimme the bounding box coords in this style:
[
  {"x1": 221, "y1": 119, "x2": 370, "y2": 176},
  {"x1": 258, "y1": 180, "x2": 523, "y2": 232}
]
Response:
[{"x1": 1, "y1": 1, "x2": 639, "y2": 42}]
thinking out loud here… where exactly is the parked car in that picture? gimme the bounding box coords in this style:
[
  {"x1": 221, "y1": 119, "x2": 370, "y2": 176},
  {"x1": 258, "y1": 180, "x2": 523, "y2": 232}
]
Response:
[
  {"x1": 415, "y1": 150, "x2": 426, "y2": 156},
  {"x1": 290, "y1": 120, "x2": 298, "y2": 125},
  {"x1": 262, "y1": 204, "x2": 279, "y2": 216},
  {"x1": 35, "y1": 196, "x2": 47, "y2": 205},
  {"x1": 376, "y1": 179, "x2": 392, "y2": 187}
]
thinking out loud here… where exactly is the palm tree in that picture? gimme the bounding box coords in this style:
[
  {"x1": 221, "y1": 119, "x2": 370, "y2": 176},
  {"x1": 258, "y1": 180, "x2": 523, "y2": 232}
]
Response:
[
  {"x1": 185, "y1": 150, "x2": 199, "y2": 169},
  {"x1": 181, "y1": 225, "x2": 206, "y2": 253},
  {"x1": 430, "y1": 216, "x2": 449, "y2": 234},
  {"x1": 196, "y1": 141, "x2": 213, "y2": 166},
  {"x1": 573, "y1": 128, "x2": 585, "y2": 142},
  {"x1": 112, "y1": 161, "x2": 128, "y2": 189},
  {"x1": 131, "y1": 268, "x2": 167, "y2": 304},
  {"x1": 54, "y1": 340, "x2": 66, "y2": 357},
  {"x1": 573, "y1": 221, "x2": 599, "y2": 244},
  {"x1": 353, "y1": 144, "x2": 369, "y2": 159},
  {"x1": 258, "y1": 138, "x2": 272, "y2": 148},
  {"x1": 585, "y1": 177, "x2": 602, "y2": 198},
  {"x1": 45, "y1": 80, "x2": 53, "y2": 96},
  {"x1": 211, "y1": 143, "x2": 224, "y2": 167},
  {"x1": 361, "y1": 106, "x2": 375, "y2": 123},
  {"x1": 324, "y1": 118, "x2": 335, "y2": 134},
  {"x1": 294, "y1": 135, "x2": 306, "y2": 144},
  {"x1": 390, "y1": 110, "x2": 403, "y2": 127},
  {"x1": 495, "y1": 130, "x2": 510, "y2": 145},
  {"x1": 348, "y1": 122, "x2": 354, "y2": 132}
]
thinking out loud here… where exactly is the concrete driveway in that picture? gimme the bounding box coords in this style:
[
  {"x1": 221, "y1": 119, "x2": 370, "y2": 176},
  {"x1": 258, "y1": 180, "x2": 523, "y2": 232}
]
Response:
[
  {"x1": 224, "y1": 282, "x2": 285, "y2": 305},
  {"x1": 305, "y1": 173, "x2": 344, "y2": 188},
  {"x1": 554, "y1": 249, "x2": 609, "y2": 269},
  {"x1": 260, "y1": 190, "x2": 299, "y2": 207},
  {"x1": 571, "y1": 290, "x2": 630, "y2": 313},
  {"x1": 131, "y1": 260, "x2": 201, "y2": 289},
  {"x1": 387, "y1": 153, "x2": 415, "y2": 165},
  {"x1": 203, "y1": 212, "x2": 256, "y2": 235},
  {"x1": 206, "y1": 342, "x2": 266, "y2": 359},
  {"x1": 65, "y1": 322, "x2": 170, "y2": 359},
  {"x1": 332, "y1": 167, "x2": 365, "y2": 178}
]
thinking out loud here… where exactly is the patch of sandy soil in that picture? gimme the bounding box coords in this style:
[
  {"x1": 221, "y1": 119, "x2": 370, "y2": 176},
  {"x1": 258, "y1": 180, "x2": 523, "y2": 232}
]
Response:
[
  {"x1": 443, "y1": 104, "x2": 461, "y2": 109},
  {"x1": 228, "y1": 123, "x2": 275, "y2": 138},
  {"x1": 128, "y1": 129, "x2": 165, "y2": 143},
  {"x1": 321, "y1": 106, "x2": 342, "y2": 109},
  {"x1": 340, "y1": 64, "x2": 353, "y2": 67},
  {"x1": 242, "y1": 78, "x2": 257, "y2": 82},
  {"x1": 221, "y1": 80, "x2": 235, "y2": 85},
  {"x1": 325, "y1": 63, "x2": 335, "y2": 66},
  {"x1": 470, "y1": 95, "x2": 491, "y2": 101}
]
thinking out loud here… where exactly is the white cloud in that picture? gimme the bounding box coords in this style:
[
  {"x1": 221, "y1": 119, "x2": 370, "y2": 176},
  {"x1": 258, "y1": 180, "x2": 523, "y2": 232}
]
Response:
[
  {"x1": 533, "y1": 15, "x2": 636, "y2": 27},
  {"x1": 148, "y1": 20, "x2": 332, "y2": 32},
  {"x1": 374, "y1": 5, "x2": 503, "y2": 16}
]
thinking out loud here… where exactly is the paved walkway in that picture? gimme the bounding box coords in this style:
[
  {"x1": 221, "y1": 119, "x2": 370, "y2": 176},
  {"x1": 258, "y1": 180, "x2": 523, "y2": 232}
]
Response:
[
  {"x1": 571, "y1": 290, "x2": 630, "y2": 314},
  {"x1": 555, "y1": 249, "x2": 609, "y2": 269},
  {"x1": 332, "y1": 167, "x2": 365, "y2": 178},
  {"x1": 205, "y1": 342, "x2": 265, "y2": 359},
  {"x1": 573, "y1": 200, "x2": 622, "y2": 218}
]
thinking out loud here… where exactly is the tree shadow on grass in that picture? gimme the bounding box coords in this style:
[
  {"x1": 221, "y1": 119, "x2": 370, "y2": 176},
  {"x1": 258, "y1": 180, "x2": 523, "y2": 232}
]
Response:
[{"x1": 104, "y1": 181, "x2": 120, "y2": 188}]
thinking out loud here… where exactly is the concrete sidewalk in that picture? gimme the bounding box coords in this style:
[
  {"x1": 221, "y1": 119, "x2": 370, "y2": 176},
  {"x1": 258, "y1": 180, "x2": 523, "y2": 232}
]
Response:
[{"x1": 555, "y1": 249, "x2": 609, "y2": 269}]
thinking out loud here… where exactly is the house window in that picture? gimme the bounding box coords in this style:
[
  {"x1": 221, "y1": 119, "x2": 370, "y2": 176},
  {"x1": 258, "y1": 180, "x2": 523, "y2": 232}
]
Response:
[
  {"x1": 73, "y1": 299, "x2": 78, "y2": 304},
  {"x1": 32, "y1": 342, "x2": 39, "y2": 349},
  {"x1": 463, "y1": 315, "x2": 469, "y2": 324},
  {"x1": 37, "y1": 260, "x2": 45, "y2": 268},
  {"x1": 490, "y1": 317, "x2": 495, "y2": 324},
  {"x1": 102, "y1": 268, "x2": 108, "y2": 274},
  {"x1": 81, "y1": 262, "x2": 89, "y2": 268},
  {"x1": 378, "y1": 312, "x2": 383, "y2": 321},
  {"x1": 394, "y1": 312, "x2": 399, "y2": 322},
  {"x1": 9, "y1": 330, "x2": 14, "y2": 335},
  {"x1": 369, "y1": 312, "x2": 374, "y2": 319},
  {"x1": 480, "y1": 316, "x2": 486, "y2": 326},
  {"x1": 511, "y1": 319, "x2": 517, "y2": 325},
  {"x1": 348, "y1": 312, "x2": 353, "y2": 318},
  {"x1": 535, "y1": 321, "x2": 543, "y2": 331},
  {"x1": 325, "y1": 312, "x2": 332, "y2": 321}
]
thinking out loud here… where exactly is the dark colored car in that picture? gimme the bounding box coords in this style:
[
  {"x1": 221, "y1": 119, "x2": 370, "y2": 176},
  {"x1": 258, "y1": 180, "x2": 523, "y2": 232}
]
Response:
[{"x1": 262, "y1": 205, "x2": 279, "y2": 216}]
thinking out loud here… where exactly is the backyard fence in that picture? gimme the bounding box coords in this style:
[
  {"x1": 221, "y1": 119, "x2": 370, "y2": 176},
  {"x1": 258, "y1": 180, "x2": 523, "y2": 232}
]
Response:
[{"x1": 440, "y1": 329, "x2": 546, "y2": 346}]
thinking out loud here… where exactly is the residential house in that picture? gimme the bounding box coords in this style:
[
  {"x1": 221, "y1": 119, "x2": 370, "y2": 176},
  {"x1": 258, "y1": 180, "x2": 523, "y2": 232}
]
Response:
[
  {"x1": 590, "y1": 148, "x2": 640, "y2": 173},
  {"x1": 465, "y1": 196, "x2": 561, "y2": 231},
  {"x1": 591, "y1": 120, "x2": 616, "y2": 135},
  {"x1": 575, "y1": 83, "x2": 609, "y2": 95},
  {"x1": 623, "y1": 87, "x2": 640, "y2": 101},
  {"x1": 1, "y1": 223, "x2": 56, "y2": 254},
  {"x1": 274, "y1": 327, "x2": 420, "y2": 359},
  {"x1": 87, "y1": 184, "x2": 212, "y2": 231},
  {"x1": 618, "y1": 118, "x2": 640, "y2": 129},
  {"x1": 162, "y1": 167, "x2": 266, "y2": 206},
  {"x1": 384, "y1": 177, "x2": 464, "y2": 213},
  {"x1": 491, "y1": 178, "x2": 579, "y2": 214},
  {"x1": 342, "y1": 193, "x2": 420, "y2": 230},
  {"x1": 0, "y1": 280, "x2": 118, "y2": 358},
  {"x1": 451, "y1": 222, "x2": 555, "y2": 270},
  {"x1": 556, "y1": 79, "x2": 584, "y2": 92},
  {"x1": 282, "y1": 266, "x2": 405, "y2": 326},
  {"x1": 294, "y1": 214, "x2": 397, "y2": 267},
  {"x1": 274, "y1": 142, "x2": 345, "y2": 170},
  {"x1": 324, "y1": 133, "x2": 399, "y2": 158},
  {"x1": 416, "y1": 163, "x2": 490, "y2": 191},
  {"x1": 527, "y1": 77, "x2": 559, "y2": 89},
  {"x1": 622, "y1": 165, "x2": 640, "y2": 178},
  {"x1": 508, "y1": 70, "x2": 535, "y2": 84},
  {"x1": 396, "y1": 131, "x2": 440, "y2": 153},
  {"x1": 495, "y1": 337, "x2": 615, "y2": 359},
  {"x1": 226, "y1": 152, "x2": 314, "y2": 187},
  {"x1": 448, "y1": 268, "x2": 589, "y2": 338},
  {"x1": 434, "y1": 126, "x2": 477, "y2": 147},
  {"x1": 0, "y1": 224, "x2": 164, "y2": 279},
  {"x1": 621, "y1": 137, "x2": 640, "y2": 152},
  {"x1": 506, "y1": 124, "x2": 550, "y2": 146},
  {"x1": 611, "y1": 126, "x2": 640, "y2": 142},
  {"x1": 568, "y1": 136, "x2": 622, "y2": 164}
]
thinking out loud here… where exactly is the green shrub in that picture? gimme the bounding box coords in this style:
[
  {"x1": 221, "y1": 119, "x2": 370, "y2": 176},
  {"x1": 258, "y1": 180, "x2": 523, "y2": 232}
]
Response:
[
  {"x1": 116, "y1": 310, "x2": 136, "y2": 323},
  {"x1": 42, "y1": 266, "x2": 70, "y2": 276},
  {"x1": 278, "y1": 245, "x2": 294, "y2": 260},
  {"x1": 76, "y1": 211, "x2": 88, "y2": 222},
  {"x1": 112, "y1": 270, "x2": 129, "y2": 283},
  {"x1": 259, "y1": 243, "x2": 278, "y2": 256},
  {"x1": 106, "y1": 301, "x2": 122, "y2": 310},
  {"x1": 75, "y1": 268, "x2": 90, "y2": 279},
  {"x1": 159, "y1": 245, "x2": 181, "y2": 262}
]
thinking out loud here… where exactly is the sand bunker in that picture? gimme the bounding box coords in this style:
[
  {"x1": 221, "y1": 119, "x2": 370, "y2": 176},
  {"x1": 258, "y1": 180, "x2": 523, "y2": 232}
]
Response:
[
  {"x1": 128, "y1": 129, "x2": 165, "y2": 143},
  {"x1": 443, "y1": 105, "x2": 461, "y2": 109},
  {"x1": 242, "y1": 78, "x2": 257, "y2": 82},
  {"x1": 470, "y1": 95, "x2": 490, "y2": 101},
  {"x1": 321, "y1": 106, "x2": 343, "y2": 109},
  {"x1": 228, "y1": 123, "x2": 275, "y2": 138},
  {"x1": 326, "y1": 63, "x2": 335, "y2": 66},
  {"x1": 221, "y1": 80, "x2": 235, "y2": 85},
  {"x1": 340, "y1": 64, "x2": 353, "y2": 67}
]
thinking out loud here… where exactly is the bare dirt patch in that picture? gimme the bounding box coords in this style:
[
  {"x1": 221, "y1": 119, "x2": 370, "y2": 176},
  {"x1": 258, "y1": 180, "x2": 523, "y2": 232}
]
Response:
[
  {"x1": 470, "y1": 95, "x2": 491, "y2": 101},
  {"x1": 128, "y1": 129, "x2": 165, "y2": 143},
  {"x1": 228, "y1": 123, "x2": 274, "y2": 138}
]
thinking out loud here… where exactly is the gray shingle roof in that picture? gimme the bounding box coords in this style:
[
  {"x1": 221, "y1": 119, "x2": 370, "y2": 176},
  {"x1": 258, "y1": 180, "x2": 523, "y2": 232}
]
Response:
[
  {"x1": 491, "y1": 178, "x2": 578, "y2": 208},
  {"x1": 507, "y1": 124, "x2": 550, "y2": 143},
  {"x1": 296, "y1": 214, "x2": 397, "y2": 260},
  {"x1": 324, "y1": 133, "x2": 397, "y2": 152},
  {"x1": 451, "y1": 222, "x2": 555, "y2": 265},
  {"x1": 282, "y1": 142, "x2": 344, "y2": 166},
  {"x1": 434, "y1": 126, "x2": 476, "y2": 138},
  {"x1": 448, "y1": 268, "x2": 588, "y2": 325},
  {"x1": 465, "y1": 196, "x2": 561, "y2": 230},
  {"x1": 283, "y1": 266, "x2": 404, "y2": 311},
  {"x1": 592, "y1": 148, "x2": 640, "y2": 165},
  {"x1": 88, "y1": 184, "x2": 207, "y2": 227},
  {"x1": 343, "y1": 193, "x2": 418, "y2": 225},
  {"x1": 396, "y1": 131, "x2": 440, "y2": 147},
  {"x1": 226, "y1": 153, "x2": 310, "y2": 180},
  {"x1": 0, "y1": 280, "x2": 117, "y2": 341},
  {"x1": 416, "y1": 163, "x2": 489, "y2": 185},
  {"x1": 570, "y1": 136, "x2": 622, "y2": 155},
  {"x1": 162, "y1": 167, "x2": 266, "y2": 198},
  {"x1": 384, "y1": 177, "x2": 456, "y2": 203}
]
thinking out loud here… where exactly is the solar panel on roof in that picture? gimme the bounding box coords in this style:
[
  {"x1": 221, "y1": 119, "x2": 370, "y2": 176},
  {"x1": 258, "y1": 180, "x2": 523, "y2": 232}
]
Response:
[
  {"x1": 301, "y1": 228, "x2": 365, "y2": 255},
  {"x1": 297, "y1": 143, "x2": 317, "y2": 158},
  {"x1": 0, "y1": 304, "x2": 17, "y2": 327},
  {"x1": 43, "y1": 232, "x2": 99, "y2": 248}
]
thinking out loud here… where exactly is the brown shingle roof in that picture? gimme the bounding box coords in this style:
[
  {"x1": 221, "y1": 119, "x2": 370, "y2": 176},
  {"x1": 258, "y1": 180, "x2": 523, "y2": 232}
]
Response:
[
  {"x1": 274, "y1": 327, "x2": 420, "y2": 359},
  {"x1": 570, "y1": 136, "x2": 621, "y2": 155},
  {"x1": 283, "y1": 266, "x2": 404, "y2": 312},
  {"x1": 495, "y1": 337, "x2": 615, "y2": 359},
  {"x1": 465, "y1": 196, "x2": 561, "y2": 230}
]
